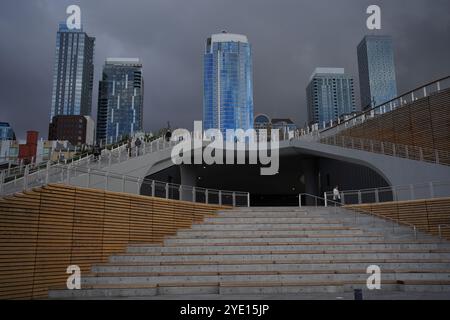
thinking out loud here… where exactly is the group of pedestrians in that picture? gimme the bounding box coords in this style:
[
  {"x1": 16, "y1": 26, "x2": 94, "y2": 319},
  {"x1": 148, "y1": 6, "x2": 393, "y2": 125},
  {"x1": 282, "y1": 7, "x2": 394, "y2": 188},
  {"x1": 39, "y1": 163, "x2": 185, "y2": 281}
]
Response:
[
  {"x1": 90, "y1": 137, "x2": 143, "y2": 162},
  {"x1": 126, "y1": 137, "x2": 142, "y2": 157}
]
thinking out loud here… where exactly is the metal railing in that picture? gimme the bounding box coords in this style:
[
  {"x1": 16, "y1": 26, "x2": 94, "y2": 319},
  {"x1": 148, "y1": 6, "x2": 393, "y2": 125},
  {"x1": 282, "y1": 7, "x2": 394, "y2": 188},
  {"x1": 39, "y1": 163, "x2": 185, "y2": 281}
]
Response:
[
  {"x1": 1, "y1": 163, "x2": 250, "y2": 207},
  {"x1": 0, "y1": 135, "x2": 171, "y2": 196},
  {"x1": 324, "y1": 180, "x2": 450, "y2": 205},
  {"x1": 299, "y1": 193, "x2": 418, "y2": 239},
  {"x1": 319, "y1": 135, "x2": 450, "y2": 166},
  {"x1": 318, "y1": 75, "x2": 450, "y2": 136}
]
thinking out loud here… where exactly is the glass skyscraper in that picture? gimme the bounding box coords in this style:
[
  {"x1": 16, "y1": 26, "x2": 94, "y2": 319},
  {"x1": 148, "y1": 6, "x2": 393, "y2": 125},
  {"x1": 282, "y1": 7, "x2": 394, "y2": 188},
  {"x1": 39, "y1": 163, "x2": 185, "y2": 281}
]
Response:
[
  {"x1": 357, "y1": 35, "x2": 398, "y2": 110},
  {"x1": 306, "y1": 68, "x2": 356, "y2": 125},
  {"x1": 0, "y1": 122, "x2": 15, "y2": 140},
  {"x1": 50, "y1": 23, "x2": 95, "y2": 121},
  {"x1": 203, "y1": 32, "x2": 254, "y2": 136},
  {"x1": 96, "y1": 58, "x2": 144, "y2": 144}
]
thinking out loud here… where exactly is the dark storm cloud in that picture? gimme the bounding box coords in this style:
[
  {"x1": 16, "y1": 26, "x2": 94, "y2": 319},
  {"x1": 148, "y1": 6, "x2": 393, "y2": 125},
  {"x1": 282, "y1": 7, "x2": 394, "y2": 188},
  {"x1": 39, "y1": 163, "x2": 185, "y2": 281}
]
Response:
[{"x1": 1, "y1": 0, "x2": 449, "y2": 139}]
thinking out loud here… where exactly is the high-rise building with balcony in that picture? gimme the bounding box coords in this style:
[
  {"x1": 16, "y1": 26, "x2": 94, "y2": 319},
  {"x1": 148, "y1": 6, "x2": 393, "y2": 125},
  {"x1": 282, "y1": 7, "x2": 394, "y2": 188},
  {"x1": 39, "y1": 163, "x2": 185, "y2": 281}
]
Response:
[
  {"x1": 357, "y1": 35, "x2": 398, "y2": 110},
  {"x1": 306, "y1": 68, "x2": 356, "y2": 125},
  {"x1": 96, "y1": 58, "x2": 144, "y2": 144},
  {"x1": 49, "y1": 23, "x2": 95, "y2": 123},
  {"x1": 203, "y1": 32, "x2": 254, "y2": 136}
]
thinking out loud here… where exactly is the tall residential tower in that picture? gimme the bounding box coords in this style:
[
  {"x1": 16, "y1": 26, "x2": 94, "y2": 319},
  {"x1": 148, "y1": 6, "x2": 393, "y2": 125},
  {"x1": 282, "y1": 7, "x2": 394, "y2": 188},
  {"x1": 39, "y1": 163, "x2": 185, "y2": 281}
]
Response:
[
  {"x1": 50, "y1": 23, "x2": 95, "y2": 121},
  {"x1": 306, "y1": 68, "x2": 356, "y2": 125},
  {"x1": 357, "y1": 35, "x2": 398, "y2": 110},
  {"x1": 96, "y1": 58, "x2": 144, "y2": 144},
  {"x1": 203, "y1": 32, "x2": 254, "y2": 136}
]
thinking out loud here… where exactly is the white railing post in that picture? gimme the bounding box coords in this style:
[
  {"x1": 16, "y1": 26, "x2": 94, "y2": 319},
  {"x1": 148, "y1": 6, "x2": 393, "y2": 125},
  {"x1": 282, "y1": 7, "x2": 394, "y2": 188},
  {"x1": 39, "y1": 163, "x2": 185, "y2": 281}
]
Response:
[
  {"x1": 375, "y1": 189, "x2": 379, "y2": 203},
  {"x1": 324, "y1": 192, "x2": 328, "y2": 207},
  {"x1": 179, "y1": 185, "x2": 182, "y2": 201},
  {"x1": 66, "y1": 165, "x2": 71, "y2": 185},
  {"x1": 232, "y1": 192, "x2": 236, "y2": 207},
  {"x1": 165, "y1": 183, "x2": 169, "y2": 199},
  {"x1": 358, "y1": 191, "x2": 362, "y2": 204},
  {"x1": 247, "y1": 193, "x2": 250, "y2": 207},
  {"x1": 122, "y1": 175, "x2": 125, "y2": 192},
  {"x1": 192, "y1": 186, "x2": 196, "y2": 202},
  {"x1": 104, "y1": 172, "x2": 109, "y2": 191},
  {"x1": 205, "y1": 189, "x2": 209, "y2": 204},
  {"x1": 87, "y1": 168, "x2": 91, "y2": 188},
  {"x1": 45, "y1": 161, "x2": 51, "y2": 184},
  {"x1": 137, "y1": 178, "x2": 141, "y2": 194},
  {"x1": 299, "y1": 194, "x2": 302, "y2": 207},
  {"x1": 24, "y1": 165, "x2": 30, "y2": 190},
  {"x1": 218, "y1": 190, "x2": 222, "y2": 206}
]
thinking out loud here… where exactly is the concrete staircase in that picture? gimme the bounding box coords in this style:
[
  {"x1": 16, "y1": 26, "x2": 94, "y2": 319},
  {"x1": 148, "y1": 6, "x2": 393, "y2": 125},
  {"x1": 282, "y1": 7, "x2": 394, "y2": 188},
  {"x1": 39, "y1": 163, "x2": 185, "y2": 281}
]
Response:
[{"x1": 49, "y1": 207, "x2": 450, "y2": 299}]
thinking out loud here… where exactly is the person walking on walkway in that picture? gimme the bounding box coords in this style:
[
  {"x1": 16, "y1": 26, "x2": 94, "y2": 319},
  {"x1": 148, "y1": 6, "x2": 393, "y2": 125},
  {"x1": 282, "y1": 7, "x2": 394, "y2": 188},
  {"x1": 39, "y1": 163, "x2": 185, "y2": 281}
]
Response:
[
  {"x1": 127, "y1": 138, "x2": 132, "y2": 157},
  {"x1": 135, "y1": 138, "x2": 142, "y2": 156},
  {"x1": 93, "y1": 145, "x2": 101, "y2": 162},
  {"x1": 333, "y1": 185, "x2": 341, "y2": 201}
]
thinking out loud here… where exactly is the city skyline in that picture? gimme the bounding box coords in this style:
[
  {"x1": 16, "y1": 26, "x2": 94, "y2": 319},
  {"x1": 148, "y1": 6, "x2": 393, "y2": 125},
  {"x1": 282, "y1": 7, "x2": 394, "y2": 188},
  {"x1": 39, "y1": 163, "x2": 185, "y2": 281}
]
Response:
[{"x1": 1, "y1": 0, "x2": 450, "y2": 139}]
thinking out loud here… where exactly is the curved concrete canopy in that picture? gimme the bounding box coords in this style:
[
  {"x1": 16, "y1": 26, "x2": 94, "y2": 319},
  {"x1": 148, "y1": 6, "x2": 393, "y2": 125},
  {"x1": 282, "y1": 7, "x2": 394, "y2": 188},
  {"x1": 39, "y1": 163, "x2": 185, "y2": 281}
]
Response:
[{"x1": 70, "y1": 139, "x2": 450, "y2": 197}]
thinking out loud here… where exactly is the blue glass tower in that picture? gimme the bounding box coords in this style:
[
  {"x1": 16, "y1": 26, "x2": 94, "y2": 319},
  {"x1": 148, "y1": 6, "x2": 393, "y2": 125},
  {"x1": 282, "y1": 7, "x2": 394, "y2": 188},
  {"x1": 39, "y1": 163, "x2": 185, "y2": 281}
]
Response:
[
  {"x1": 50, "y1": 23, "x2": 95, "y2": 121},
  {"x1": 203, "y1": 32, "x2": 254, "y2": 136},
  {"x1": 96, "y1": 58, "x2": 144, "y2": 144},
  {"x1": 357, "y1": 35, "x2": 398, "y2": 110}
]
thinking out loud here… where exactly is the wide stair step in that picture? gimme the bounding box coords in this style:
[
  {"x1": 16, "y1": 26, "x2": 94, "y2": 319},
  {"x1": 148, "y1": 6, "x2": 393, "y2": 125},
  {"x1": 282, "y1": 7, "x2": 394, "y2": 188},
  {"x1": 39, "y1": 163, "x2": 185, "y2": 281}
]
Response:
[{"x1": 49, "y1": 206, "x2": 450, "y2": 299}]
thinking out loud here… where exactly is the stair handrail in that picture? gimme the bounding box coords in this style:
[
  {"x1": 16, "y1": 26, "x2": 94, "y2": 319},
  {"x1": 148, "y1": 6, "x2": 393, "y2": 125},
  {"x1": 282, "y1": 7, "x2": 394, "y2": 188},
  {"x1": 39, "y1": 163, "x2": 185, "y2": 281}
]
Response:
[
  {"x1": 319, "y1": 135, "x2": 450, "y2": 166},
  {"x1": 324, "y1": 180, "x2": 450, "y2": 205},
  {"x1": 16, "y1": 164, "x2": 251, "y2": 208},
  {"x1": 298, "y1": 192, "x2": 418, "y2": 239},
  {"x1": 319, "y1": 75, "x2": 450, "y2": 136}
]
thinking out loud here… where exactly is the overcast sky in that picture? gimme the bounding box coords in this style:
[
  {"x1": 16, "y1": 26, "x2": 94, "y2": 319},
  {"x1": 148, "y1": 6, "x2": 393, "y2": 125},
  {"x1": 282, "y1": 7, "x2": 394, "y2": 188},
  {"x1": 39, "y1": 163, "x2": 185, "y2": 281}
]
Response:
[{"x1": 1, "y1": 0, "x2": 449, "y2": 140}]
